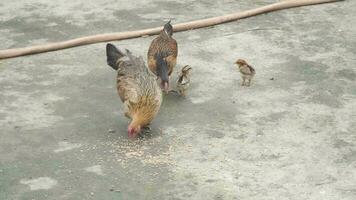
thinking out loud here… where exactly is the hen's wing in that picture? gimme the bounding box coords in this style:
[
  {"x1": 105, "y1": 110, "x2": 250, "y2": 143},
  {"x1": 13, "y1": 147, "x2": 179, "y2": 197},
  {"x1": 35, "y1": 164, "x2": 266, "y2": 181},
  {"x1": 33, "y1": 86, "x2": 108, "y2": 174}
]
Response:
[
  {"x1": 246, "y1": 64, "x2": 255, "y2": 75},
  {"x1": 240, "y1": 65, "x2": 254, "y2": 75},
  {"x1": 116, "y1": 51, "x2": 156, "y2": 103},
  {"x1": 147, "y1": 37, "x2": 178, "y2": 75}
]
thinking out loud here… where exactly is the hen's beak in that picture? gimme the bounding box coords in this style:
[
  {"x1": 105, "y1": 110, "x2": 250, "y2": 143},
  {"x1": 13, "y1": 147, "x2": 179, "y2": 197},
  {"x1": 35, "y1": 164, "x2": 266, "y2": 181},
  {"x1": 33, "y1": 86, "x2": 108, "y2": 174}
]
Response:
[
  {"x1": 128, "y1": 126, "x2": 141, "y2": 138},
  {"x1": 161, "y1": 81, "x2": 169, "y2": 94}
]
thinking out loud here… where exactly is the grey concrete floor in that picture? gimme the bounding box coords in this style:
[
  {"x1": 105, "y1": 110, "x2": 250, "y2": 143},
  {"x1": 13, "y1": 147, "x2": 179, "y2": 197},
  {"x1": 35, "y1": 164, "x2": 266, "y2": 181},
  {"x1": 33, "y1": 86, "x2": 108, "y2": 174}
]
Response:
[{"x1": 0, "y1": 0, "x2": 355, "y2": 199}]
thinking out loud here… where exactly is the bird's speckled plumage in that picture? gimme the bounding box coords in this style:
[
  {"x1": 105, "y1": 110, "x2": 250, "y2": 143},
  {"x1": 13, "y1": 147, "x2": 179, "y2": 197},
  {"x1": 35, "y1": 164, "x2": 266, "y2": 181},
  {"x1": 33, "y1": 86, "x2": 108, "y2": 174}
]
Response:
[{"x1": 106, "y1": 43, "x2": 162, "y2": 137}]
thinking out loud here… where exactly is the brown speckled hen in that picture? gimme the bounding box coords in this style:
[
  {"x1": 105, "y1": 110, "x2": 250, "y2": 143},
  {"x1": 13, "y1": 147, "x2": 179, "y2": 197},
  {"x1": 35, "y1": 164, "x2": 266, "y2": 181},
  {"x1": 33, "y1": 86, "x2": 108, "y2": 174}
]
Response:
[
  {"x1": 106, "y1": 43, "x2": 162, "y2": 138},
  {"x1": 235, "y1": 59, "x2": 256, "y2": 86},
  {"x1": 147, "y1": 21, "x2": 178, "y2": 93}
]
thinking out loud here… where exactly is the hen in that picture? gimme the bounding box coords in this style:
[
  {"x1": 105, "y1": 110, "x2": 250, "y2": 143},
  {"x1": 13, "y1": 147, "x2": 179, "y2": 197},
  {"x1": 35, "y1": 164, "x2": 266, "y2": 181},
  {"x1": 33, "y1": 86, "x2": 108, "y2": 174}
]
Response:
[
  {"x1": 147, "y1": 21, "x2": 178, "y2": 93},
  {"x1": 106, "y1": 43, "x2": 162, "y2": 138}
]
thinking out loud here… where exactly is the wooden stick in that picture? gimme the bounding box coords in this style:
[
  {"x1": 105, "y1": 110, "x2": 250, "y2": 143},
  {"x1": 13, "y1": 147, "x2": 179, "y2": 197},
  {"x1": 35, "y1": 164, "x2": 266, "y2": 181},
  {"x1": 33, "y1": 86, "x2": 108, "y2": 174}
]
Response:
[{"x1": 0, "y1": 0, "x2": 343, "y2": 59}]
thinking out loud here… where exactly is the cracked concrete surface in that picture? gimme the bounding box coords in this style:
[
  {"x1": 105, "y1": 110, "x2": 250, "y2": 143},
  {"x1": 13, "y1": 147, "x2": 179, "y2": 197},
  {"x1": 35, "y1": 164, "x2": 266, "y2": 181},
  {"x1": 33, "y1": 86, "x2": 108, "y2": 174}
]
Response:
[{"x1": 0, "y1": 0, "x2": 355, "y2": 199}]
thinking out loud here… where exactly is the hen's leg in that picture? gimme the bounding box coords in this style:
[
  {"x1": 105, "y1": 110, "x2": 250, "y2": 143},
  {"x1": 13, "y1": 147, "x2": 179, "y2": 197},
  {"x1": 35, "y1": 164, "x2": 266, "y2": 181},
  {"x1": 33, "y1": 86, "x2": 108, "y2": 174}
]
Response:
[{"x1": 242, "y1": 77, "x2": 246, "y2": 86}]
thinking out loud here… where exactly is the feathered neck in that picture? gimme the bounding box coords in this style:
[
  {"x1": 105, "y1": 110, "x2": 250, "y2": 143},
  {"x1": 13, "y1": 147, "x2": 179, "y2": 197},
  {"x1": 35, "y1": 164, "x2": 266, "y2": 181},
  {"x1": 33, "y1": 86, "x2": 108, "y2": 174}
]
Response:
[
  {"x1": 129, "y1": 112, "x2": 152, "y2": 128},
  {"x1": 159, "y1": 30, "x2": 171, "y2": 40},
  {"x1": 127, "y1": 96, "x2": 159, "y2": 127}
]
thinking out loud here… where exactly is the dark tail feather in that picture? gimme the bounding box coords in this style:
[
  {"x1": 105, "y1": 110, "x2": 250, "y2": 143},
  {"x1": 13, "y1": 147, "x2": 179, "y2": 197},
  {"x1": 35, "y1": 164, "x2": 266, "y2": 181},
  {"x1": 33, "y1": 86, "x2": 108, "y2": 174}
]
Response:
[
  {"x1": 155, "y1": 53, "x2": 169, "y2": 82},
  {"x1": 247, "y1": 64, "x2": 255, "y2": 74},
  {"x1": 106, "y1": 43, "x2": 124, "y2": 70}
]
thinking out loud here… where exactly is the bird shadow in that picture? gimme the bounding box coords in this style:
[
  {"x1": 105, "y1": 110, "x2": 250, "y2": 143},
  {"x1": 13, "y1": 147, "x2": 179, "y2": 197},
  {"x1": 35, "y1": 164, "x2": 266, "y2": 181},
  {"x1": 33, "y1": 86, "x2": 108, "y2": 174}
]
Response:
[{"x1": 138, "y1": 126, "x2": 163, "y2": 140}]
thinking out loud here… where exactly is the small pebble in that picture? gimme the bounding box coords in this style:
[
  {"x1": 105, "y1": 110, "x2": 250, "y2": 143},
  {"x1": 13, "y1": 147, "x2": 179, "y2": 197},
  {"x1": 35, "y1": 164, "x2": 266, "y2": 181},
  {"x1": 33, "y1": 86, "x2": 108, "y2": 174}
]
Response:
[
  {"x1": 270, "y1": 77, "x2": 274, "y2": 80},
  {"x1": 108, "y1": 129, "x2": 116, "y2": 133}
]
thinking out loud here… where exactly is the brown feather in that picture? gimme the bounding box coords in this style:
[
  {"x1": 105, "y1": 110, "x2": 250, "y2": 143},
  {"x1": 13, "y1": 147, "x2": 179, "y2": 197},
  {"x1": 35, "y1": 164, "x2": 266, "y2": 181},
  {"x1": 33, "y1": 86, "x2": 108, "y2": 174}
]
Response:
[
  {"x1": 147, "y1": 56, "x2": 157, "y2": 75},
  {"x1": 166, "y1": 55, "x2": 177, "y2": 75}
]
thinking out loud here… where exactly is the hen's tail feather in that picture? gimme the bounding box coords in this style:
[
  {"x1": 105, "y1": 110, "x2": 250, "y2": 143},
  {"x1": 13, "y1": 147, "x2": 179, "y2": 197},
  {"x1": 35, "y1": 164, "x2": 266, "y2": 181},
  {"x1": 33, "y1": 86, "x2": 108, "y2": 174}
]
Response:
[
  {"x1": 106, "y1": 43, "x2": 124, "y2": 70},
  {"x1": 125, "y1": 49, "x2": 136, "y2": 63}
]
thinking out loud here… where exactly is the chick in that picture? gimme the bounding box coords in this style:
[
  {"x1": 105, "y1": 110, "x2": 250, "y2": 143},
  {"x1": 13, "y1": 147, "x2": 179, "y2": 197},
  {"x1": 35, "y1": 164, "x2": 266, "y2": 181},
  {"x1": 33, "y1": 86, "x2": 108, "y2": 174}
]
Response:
[
  {"x1": 106, "y1": 43, "x2": 162, "y2": 138},
  {"x1": 235, "y1": 59, "x2": 256, "y2": 86},
  {"x1": 176, "y1": 65, "x2": 192, "y2": 97},
  {"x1": 147, "y1": 21, "x2": 178, "y2": 93}
]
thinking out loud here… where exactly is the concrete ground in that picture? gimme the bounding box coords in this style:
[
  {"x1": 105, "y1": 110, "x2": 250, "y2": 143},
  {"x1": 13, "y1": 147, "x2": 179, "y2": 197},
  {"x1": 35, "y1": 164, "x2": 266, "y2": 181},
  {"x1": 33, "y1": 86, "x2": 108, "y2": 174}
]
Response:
[{"x1": 0, "y1": 0, "x2": 355, "y2": 199}]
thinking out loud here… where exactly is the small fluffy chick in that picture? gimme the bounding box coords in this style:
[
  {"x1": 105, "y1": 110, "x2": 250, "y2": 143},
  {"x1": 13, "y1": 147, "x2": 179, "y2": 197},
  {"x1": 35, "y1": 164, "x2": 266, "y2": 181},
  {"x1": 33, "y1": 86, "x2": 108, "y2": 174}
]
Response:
[
  {"x1": 176, "y1": 65, "x2": 192, "y2": 96},
  {"x1": 235, "y1": 59, "x2": 256, "y2": 86}
]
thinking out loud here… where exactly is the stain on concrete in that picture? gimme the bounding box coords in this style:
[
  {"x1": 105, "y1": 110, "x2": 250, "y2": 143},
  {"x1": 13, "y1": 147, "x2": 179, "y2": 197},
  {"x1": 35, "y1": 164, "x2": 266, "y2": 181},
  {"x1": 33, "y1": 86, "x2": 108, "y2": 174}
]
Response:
[
  {"x1": 54, "y1": 141, "x2": 82, "y2": 153},
  {"x1": 20, "y1": 177, "x2": 58, "y2": 191},
  {"x1": 85, "y1": 165, "x2": 105, "y2": 176}
]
